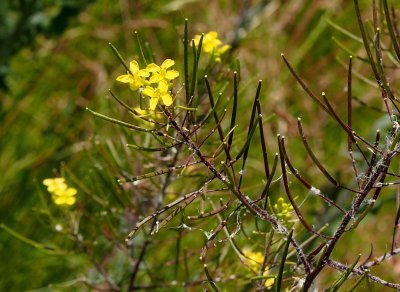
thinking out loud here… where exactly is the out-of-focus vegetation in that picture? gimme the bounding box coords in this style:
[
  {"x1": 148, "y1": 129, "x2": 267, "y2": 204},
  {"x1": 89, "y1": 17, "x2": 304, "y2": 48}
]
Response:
[
  {"x1": 0, "y1": 0, "x2": 94, "y2": 90},
  {"x1": 1, "y1": 0, "x2": 400, "y2": 290}
]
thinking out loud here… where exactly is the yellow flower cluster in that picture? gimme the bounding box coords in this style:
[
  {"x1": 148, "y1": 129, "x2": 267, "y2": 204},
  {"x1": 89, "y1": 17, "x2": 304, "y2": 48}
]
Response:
[
  {"x1": 43, "y1": 178, "x2": 77, "y2": 206},
  {"x1": 116, "y1": 59, "x2": 179, "y2": 110},
  {"x1": 193, "y1": 31, "x2": 230, "y2": 62},
  {"x1": 243, "y1": 249, "x2": 275, "y2": 289},
  {"x1": 273, "y1": 197, "x2": 294, "y2": 221}
]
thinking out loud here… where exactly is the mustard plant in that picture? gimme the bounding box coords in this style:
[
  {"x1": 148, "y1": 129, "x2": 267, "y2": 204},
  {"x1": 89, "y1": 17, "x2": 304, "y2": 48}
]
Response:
[
  {"x1": 43, "y1": 177, "x2": 77, "y2": 206},
  {"x1": 84, "y1": 5, "x2": 400, "y2": 289},
  {"x1": 4, "y1": 2, "x2": 400, "y2": 291}
]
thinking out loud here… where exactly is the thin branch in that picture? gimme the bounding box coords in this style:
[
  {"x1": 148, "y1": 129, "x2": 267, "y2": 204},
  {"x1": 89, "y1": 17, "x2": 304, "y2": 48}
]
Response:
[
  {"x1": 278, "y1": 135, "x2": 333, "y2": 239},
  {"x1": 327, "y1": 259, "x2": 400, "y2": 290}
]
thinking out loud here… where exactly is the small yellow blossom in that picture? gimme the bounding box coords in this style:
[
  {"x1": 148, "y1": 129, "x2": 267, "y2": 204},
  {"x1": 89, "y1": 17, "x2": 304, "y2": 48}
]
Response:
[
  {"x1": 142, "y1": 80, "x2": 173, "y2": 110},
  {"x1": 146, "y1": 59, "x2": 180, "y2": 84},
  {"x1": 193, "y1": 31, "x2": 230, "y2": 62},
  {"x1": 43, "y1": 178, "x2": 66, "y2": 193},
  {"x1": 274, "y1": 197, "x2": 294, "y2": 221},
  {"x1": 243, "y1": 249, "x2": 264, "y2": 271},
  {"x1": 116, "y1": 58, "x2": 179, "y2": 109},
  {"x1": 43, "y1": 177, "x2": 77, "y2": 206},
  {"x1": 243, "y1": 249, "x2": 275, "y2": 289},
  {"x1": 116, "y1": 60, "x2": 150, "y2": 90}
]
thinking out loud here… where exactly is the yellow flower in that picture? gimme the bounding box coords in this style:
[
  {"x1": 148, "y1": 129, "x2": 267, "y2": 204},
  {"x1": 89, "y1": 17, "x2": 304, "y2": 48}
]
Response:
[
  {"x1": 274, "y1": 197, "x2": 294, "y2": 221},
  {"x1": 43, "y1": 177, "x2": 77, "y2": 206},
  {"x1": 43, "y1": 178, "x2": 66, "y2": 193},
  {"x1": 53, "y1": 188, "x2": 77, "y2": 205},
  {"x1": 243, "y1": 249, "x2": 264, "y2": 271},
  {"x1": 116, "y1": 60, "x2": 150, "y2": 90},
  {"x1": 142, "y1": 80, "x2": 173, "y2": 110},
  {"x1": 193, "y1": 31, "x2": 230, "y2": 62},
  {"x1": 243, "y1": 249, "x2": 275, "y2": 289},
  {"x1": 146, "y1": 59, "x2": 180, "y2": 84},
  {"x1": 116, "y1": 58, "x2": 179, "y2": 108}
]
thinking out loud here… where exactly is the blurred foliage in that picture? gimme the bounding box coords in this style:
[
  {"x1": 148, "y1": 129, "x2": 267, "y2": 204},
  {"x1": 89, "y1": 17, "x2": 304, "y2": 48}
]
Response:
[
  {"x1": 0, "y1": 0, "x2": 94, "y2": 90},
  {"x1": 1, "y1": 0, "x2": 400, "y2": 290}
]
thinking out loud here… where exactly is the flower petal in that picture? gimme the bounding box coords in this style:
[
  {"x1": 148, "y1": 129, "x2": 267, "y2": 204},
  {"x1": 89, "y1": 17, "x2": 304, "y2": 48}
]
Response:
[
  {"x1": 265, "y1": 278, "x2": 275, "y2": 289},
  {"x1": 65, "y1": 197, "x2": 76, "y2": 205},
  {"x1": 161, "y1": 59, "x2": 175, "y2": 69},
  {"x1": 149, "y1": 97, "x2": 159, "y2": 110},
  {"x1": 165, "y1": 70, "x2": 179, "y2": 80},
  {"x1": 146, "y1": 63, "x2": 160, "y2": 72},
  {"x1": 43, "y1": 178, "x2": 54, "y2": 186},
  {"x1": 55, "y1": 183, "x2": 67, "y2": 192},
  {"x1": 158, "y1": 80, "x2": 169, "y2": 92},
  {"x1": 208, "y1": 31, "x2": 218, "y2": 38},
  {"x1": 138, "y1": 69, "x2": 150, "y2": 78},
  {"x1": 54, "y1": 178, "x2": 65, "y2": 184},
  {"x1": 161, "y1": 93, "x2": 173, "y2": 106},
  {"x1": 116, "y1": 74, "x2": 133, "y2": 83},
  {"x1": 142, "y1": 87, "x2": 156, "y2": 98},
  {"x1": 65, "y1": 188, "x2": 77, "y2": 196},
  {"x1": 203, "y1": 43, "x2": 214, "y2": 54},
  {"x1": 54, "y1": 197, "x2": 66, "y2": 205},
  {"x1": 149, "y1": 74, "x2": 163, "y2": 84},
  {"x1": 218, "y1": 44, "x2": 230, "y2": 55},
  {"x1": 128, "y1": 77, "x2": 144, "y2": 90},
  {"x1": 129, "y1": 82, "x2": 141, "y2": 91},
  {"x1": 129, "y1": 60, "x2": 139, "y2": 74}
]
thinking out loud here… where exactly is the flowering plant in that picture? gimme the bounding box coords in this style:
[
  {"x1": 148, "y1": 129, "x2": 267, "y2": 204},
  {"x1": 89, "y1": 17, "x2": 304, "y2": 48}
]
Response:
[
  {"x1": 116, "y1": 59, "x2": 179, "y2": 110},
  {"x1": 43, "y1": 177, "x2": 77, "y2": 206},
  {"x1": 8, "y1": 6, "x2": 397, "y2": 291},
  {"x1": 193, "y1": 31, "x2": 230, "y2": 62}
]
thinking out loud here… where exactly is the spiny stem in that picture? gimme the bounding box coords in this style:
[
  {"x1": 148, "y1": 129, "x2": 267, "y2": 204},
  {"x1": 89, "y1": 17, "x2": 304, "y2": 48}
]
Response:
[
  {"x1": 227, "y1": 72, "x2": 238, "y2": 155},
  {"x1": 297, "y1": 117, "x2": 339, "y2": 187},
  {"x1": 205, "y1": 76, "x2": 231, "y2": 162},
  {"x1": 134, "y1": 31, "x2": 148, "y2": 66},
  {"x1": 280, "y1": 136, "x2": 345, "y2": 214},
  {"x1": 239, "y1": 80, "x2": 262, "y2": 188},
  {"x1": 184, "y1": 18, "x2": 190, "y2": 105},
  {"x1": 163, "y1": 107, "x2": 312, "y2": 274},
  {"x1": 383, "y1": 0, "x2": 400, "y2": 61},
  {"x1": 354, "y1": 0, "x2": 381, "y2": 84},
  {"x1": 278, "y1": 135, "x2": 333, "y2": 240},
  {"x1": 281, "y1": 53, "x2": 329, "y2": 113},
  {"x1": 347, "y1": 56, "x2": 361, "y2": 189},
  {"x1": 256, "y1": 94, "x2": 270, "y2": 178}
]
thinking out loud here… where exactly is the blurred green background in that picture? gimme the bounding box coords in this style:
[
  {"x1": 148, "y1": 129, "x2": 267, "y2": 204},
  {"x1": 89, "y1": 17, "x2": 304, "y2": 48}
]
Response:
[{"x1": 1, "y1": 0, "x2": 399, "y2": 290}]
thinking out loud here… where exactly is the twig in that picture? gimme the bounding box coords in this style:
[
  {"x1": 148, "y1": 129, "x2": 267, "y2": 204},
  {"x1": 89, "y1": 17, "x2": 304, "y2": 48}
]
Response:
[{"x1": 327, "y1": 259, "x2": 400, "y2": 290}]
